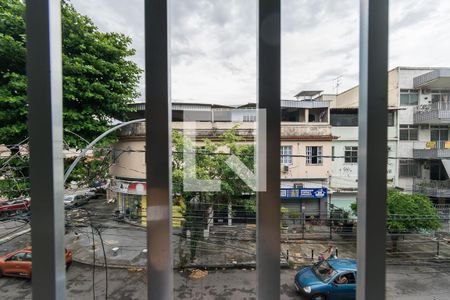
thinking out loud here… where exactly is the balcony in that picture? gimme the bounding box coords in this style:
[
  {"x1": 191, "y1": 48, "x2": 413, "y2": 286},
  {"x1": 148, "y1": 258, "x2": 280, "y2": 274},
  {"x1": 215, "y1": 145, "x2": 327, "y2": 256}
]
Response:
[
  {"x1": 413, "y1": 69, "x2": 450, "y2": 89},
  {"x1": 414, "y1": 102, "x2": 450, "y2": 124},
  {"x1": 413, "y1": 179, "x2": 450, "y2": 198},
  {"x1": 413, "y1": 140, "x2": 450, "y2": 159},
  {"x1": 281, "y1": 123, "x2": 332, "y2": 139},
  {"x1": 281, "y1": 99, "x2": 330, "y2": 109}
]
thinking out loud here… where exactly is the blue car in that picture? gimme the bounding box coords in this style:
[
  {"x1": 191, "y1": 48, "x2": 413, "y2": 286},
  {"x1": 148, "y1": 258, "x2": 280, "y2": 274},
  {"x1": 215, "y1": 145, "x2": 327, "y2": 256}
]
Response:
[{"x1": 294, "y1": 259, "x2": 357, "y2": 300}]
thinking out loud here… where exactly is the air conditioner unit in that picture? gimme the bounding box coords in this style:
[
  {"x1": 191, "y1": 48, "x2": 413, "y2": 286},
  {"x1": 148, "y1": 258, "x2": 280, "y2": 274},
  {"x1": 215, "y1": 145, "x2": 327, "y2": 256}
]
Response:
[
  {"x1": 422, "y1": 89, "x2": 431, "y2": 94},
  {"x1": 282, "y1": 165, "x2": 289, "y2": 172}
]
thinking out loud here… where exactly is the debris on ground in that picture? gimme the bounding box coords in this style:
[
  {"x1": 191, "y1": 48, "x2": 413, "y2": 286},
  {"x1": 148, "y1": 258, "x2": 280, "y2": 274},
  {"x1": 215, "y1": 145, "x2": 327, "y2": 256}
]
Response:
[
  {"x1": 128, "y1": 267, "x2": 144, "y2": 272},
  {"x1": 189, "y1": 269, "x2": 208, "y2": 280}
]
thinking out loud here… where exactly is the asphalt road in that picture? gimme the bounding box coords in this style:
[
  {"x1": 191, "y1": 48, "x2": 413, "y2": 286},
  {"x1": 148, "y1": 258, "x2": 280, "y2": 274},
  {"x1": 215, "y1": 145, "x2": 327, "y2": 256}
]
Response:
[{"x1": 0, "y1": 262, "x2": 449, "y2": 299}]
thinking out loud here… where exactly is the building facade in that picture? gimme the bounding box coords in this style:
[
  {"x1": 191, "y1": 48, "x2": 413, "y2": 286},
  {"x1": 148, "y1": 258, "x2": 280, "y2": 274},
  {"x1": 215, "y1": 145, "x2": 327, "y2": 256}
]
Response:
[
  {"x1": 108, "y1": 92, "x2": 334, "y2": 224},
  {"x1": 329, "y1": 67, "x2": 450, "y2": 215}
]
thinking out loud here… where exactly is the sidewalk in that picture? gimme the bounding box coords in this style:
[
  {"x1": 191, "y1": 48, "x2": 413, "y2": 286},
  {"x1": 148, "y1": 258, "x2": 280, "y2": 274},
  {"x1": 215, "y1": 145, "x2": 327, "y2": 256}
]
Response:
[{"x1": 66, "y1": 223, "x2": 354, "y2": 269}]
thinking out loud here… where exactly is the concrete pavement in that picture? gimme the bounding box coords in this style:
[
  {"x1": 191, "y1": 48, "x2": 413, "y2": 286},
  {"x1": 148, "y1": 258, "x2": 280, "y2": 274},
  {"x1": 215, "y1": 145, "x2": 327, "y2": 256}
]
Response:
[{"x1": 1, "y1": 262, "x2": 449, "y2": 299}]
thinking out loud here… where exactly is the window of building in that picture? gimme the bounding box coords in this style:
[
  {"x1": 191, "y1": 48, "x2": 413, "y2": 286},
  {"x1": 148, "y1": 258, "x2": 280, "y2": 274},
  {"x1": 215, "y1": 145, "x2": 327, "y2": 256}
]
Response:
[
  {"x1": 243, "y1": 115, "x2": 256, "y2": 122},
  {"x1": 399, "y1": 125, "x2": 418, "y2": 140},
  {"x1": 430, "y1": 90, "x2": 450, "y2": 103},
  {"x1": 330, "y1": 111, "x2": 358, "y2": 126},
  {"x1": 306, "y1": 146, "x2": 322, "y2": 165},
  {"x1": 387, "y1": 111, "x2": 395, "y2": 126},
  {"x1": 400, "y1": 89, "x2": 419, "y2": 106},
  {"x1": 331, "y1": 110, "x2": 395, "y2": 126},
  {"x1": 344, "y1": 146, "x2": 358, "y2": 163},
  {"x1": 399, "y1": 160, "x2": 420, "y2": 177},
  {"x1": 280, "y1": 145, "x2": 292, "y2": 165},
  {"x1": 430, "y1": 125, "x2": 449, "y2": 141}
]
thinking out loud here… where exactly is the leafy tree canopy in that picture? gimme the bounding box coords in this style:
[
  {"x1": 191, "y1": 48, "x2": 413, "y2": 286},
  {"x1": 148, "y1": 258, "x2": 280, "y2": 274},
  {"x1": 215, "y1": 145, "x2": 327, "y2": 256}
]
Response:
[
  {"x1": 172, "y1": 126, "x2": 256, "y2": 201},
  {"x1": 351, "y1": 190, "x2": 441, "y2": 233},
  {"x1": 0, "y1": 0, "x2": 141, "y2": 148}
]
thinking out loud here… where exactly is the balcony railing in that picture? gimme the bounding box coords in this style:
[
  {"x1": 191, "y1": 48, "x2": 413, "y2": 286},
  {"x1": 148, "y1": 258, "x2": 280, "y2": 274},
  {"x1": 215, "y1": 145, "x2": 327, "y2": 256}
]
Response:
[
  {"x1": 413, "y1": 179, "x2": 450, "y2": 198},
  {"x1": 414, "y1": 101, "x2": 450, "y2": 124},
  {"x1": 413, "y1": 140, "x2": 450, "y2": 159}
]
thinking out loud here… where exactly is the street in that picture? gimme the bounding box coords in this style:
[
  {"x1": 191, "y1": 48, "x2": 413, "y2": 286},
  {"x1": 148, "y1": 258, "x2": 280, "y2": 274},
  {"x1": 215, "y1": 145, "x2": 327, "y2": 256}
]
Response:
[
  {"x1": 0, "y1": 262, "x2": 449, "y2": 299},
  {"x1": 1, "y1": 198, "x2": 450, "y2": 299}
]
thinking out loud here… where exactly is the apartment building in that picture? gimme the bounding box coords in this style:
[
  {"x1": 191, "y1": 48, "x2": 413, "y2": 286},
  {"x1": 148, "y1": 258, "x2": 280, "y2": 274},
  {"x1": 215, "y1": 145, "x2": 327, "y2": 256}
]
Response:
[
  {"x1": 329, "y1": 67, "x2": 450, "y2": 213},
  {"x1": 329, "y1": 81, "x2": 399, "y2": 212},
  {"x1": 279, "y1": 91, "x2": 335, "y2": 218},
  {"x1": 108, "y1": 92, "x2": 335, "y2": 223}
]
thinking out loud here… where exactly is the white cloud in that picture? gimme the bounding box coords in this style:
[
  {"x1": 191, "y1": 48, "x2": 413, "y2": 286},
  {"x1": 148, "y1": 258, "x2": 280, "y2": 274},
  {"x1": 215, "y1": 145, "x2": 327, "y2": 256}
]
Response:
[{"x1": 70, "y1": 0, "x2": 450, "y2": 104}]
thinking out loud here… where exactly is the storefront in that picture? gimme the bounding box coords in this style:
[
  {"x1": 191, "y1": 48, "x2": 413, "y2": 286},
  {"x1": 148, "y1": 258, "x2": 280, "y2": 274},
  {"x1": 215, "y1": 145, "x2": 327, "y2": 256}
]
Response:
[
  {"x1": 108, "y1": 179, "x2": 185, "y2": 227},
  {"x1": 280, "y1": 187, "x2": 328, "y2": 218},
  {"x1": 109, "y1": 179, "x2": 147, "y2": 225}
]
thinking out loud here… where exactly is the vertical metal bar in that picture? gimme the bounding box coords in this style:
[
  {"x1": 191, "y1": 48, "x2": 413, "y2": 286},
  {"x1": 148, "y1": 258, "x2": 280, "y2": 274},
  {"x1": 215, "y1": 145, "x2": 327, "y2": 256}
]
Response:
[
  {"x1": 257, "y1": 0, "x2": 281, "y2": 299},
  {"x1": 145, "y1": 0, "x2": 172, "y2": 299},
  {"x1": 357, "y1": 0, "x2": 389, "y2": 299},
  {"x1": 26, "y1": 0, "x2": 65, "y2": 299}
]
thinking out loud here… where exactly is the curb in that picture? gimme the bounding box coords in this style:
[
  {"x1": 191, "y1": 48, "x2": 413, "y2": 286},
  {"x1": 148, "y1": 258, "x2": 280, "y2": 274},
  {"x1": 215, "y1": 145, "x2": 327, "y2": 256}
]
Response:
[
  {"x1": 72, "y1": 258, "x2": 291, "y2": 270},
  {"x1": 0, "y1": 228, "x2": 31, "y2": 244}
]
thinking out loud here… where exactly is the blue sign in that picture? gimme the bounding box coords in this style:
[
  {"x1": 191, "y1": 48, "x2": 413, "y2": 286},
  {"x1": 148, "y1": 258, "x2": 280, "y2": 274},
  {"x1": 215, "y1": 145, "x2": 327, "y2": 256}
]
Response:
[{"x1": 280, "y1": 187, "x2": 328, "y2": 199}]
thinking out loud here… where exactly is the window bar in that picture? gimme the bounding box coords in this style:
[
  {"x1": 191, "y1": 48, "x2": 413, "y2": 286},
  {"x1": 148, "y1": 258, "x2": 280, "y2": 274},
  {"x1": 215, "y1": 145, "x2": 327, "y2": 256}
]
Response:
[
  {"x1": 257, "y1": 0, "x2": 281, "y2": 299},
  {"x1": 145, "y1": 0, "x2": 172, "y2": 299},
  {"x1": 357, "y1": 0, "x2": 389, "y2": 299},
  {"x1": 26, "y1": 0, "x2": 65, "y2": 299}
]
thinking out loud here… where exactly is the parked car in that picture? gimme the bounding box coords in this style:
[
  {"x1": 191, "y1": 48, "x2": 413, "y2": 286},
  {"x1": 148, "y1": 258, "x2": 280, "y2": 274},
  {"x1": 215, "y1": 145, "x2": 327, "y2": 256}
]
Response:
[
  {"x1": 0, "y1": 247, "x2": 72, "y2": 279},
  {"x1": 64, "y1": 194, "x2": 88, "y2": 208},
  {"x1": 294, "y1": 259, "x2": 357, "y2": 300},
  {"x1": 0, "y1": 198, "x2": 30, "y2": 218}
]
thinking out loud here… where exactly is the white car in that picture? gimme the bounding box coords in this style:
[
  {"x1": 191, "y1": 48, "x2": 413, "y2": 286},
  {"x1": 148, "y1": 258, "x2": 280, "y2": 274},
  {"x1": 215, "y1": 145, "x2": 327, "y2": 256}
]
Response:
[{"x1": 64, "y1": 194, "x2": 88, "y2": 208}]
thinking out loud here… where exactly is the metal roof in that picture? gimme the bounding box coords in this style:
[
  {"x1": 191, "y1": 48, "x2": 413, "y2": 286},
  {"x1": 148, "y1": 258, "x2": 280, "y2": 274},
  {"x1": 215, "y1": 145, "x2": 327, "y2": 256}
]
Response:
[{"x1": 294, "y1": 90, "x2": 323, "y2": 98}]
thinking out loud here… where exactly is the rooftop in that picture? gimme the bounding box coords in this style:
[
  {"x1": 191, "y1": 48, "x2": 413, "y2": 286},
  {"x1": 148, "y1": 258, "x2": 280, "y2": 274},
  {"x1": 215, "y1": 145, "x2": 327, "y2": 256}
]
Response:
[{"x1": 294, "y1": 90, "x2": 323, "y2": 98}]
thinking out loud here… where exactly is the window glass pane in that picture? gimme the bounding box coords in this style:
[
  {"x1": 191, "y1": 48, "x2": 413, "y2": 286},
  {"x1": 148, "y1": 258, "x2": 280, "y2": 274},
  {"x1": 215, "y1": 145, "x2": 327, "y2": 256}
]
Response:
[
  {"x1": 409, "y1": 128, "x2": 418, "y2": 140},
  {"x1": 399, "y1": 128, "x2": 408, "y2": 140},
  {"x1": 409, "y1": 93, "x2": 418, "y2": 105},
  {"x1": 387, "y1": 111, "x2": 395, "y2": 126},
  {"x1": 400, "y1": 94, "x2": 409, "y2": 105}
]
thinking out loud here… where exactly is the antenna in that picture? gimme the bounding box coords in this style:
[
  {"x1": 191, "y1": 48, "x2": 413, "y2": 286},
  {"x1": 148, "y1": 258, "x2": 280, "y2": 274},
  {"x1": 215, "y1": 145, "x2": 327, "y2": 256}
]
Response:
[{"x1": 334, "y1": 75, "x2": 343, "y2": 95}]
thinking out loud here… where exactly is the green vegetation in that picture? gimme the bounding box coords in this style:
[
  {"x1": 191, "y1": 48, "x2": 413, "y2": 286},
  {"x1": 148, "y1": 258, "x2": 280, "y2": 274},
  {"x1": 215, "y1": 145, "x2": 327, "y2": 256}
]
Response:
[
  {"x1": 0, "y1": 0, "x2": 141, "y2": 147},
  {"x1": 351, "y1": 190, "x2": 441, "y2": 251},
  {"x1": 172, "y1": 126, "x2": 256, "y2": 261}
]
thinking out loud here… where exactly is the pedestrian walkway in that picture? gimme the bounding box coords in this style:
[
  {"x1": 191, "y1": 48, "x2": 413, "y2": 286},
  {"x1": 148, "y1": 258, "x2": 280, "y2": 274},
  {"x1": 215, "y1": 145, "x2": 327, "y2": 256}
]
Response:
[{"x1": 66, "y1": 223, "x2": 450, "y2": 269}]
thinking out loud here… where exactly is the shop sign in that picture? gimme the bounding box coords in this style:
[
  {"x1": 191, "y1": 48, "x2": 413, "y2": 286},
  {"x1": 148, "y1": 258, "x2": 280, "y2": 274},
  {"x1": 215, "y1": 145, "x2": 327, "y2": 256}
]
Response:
[{"x1": 280, "y1": 187, "x2": 327, "y2": 199}]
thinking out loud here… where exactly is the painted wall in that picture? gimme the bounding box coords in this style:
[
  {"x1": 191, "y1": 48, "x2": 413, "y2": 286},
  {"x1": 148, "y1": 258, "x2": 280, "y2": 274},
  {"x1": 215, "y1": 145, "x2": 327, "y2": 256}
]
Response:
[{"x1": 280, "y1": 140, "x2": 332, "y2": 181}]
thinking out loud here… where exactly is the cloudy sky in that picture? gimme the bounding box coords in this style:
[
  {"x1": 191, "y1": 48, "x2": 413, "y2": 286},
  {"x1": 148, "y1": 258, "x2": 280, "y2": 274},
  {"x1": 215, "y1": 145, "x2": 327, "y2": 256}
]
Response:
[{"x1": 71, "y1": 0, "x2": 450, "y2": 105}]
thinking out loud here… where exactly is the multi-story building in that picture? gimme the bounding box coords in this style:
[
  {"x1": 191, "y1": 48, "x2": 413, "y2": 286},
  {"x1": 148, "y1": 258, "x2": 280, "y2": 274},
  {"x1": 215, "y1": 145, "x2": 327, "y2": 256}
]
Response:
[
  {"x1": 108, "y1": 67, "x2": 450, "y2": 223},
  {"x1": 329, "y1": 83, "x2": 399, "y2": 212},
  {"x1": 329, "y1": 67, "x2": 450, "y2": 214},
  {"x1": 108, "y1": 92, "x2": 335, "y2": 224},
  {"x1": 399, "y1": 67, "x2": 450, "y2": 208},
  {"x1": 279, "y1": 91, "x2": 335, "y2": 218}
]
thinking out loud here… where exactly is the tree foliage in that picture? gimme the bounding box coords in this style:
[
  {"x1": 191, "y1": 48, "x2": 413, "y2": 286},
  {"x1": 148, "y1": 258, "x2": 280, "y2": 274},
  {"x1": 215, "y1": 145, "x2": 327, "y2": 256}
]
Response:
[
  {"x1": 172, "y1": 126, "x2": 255, "y2": 203},
  {"x1": 172, "y1": 127, "x2": 256, "y2": 261},
  {"x1": 0, "y1": 0, "x2": 141, "y2": 147},
  {"x1": 351, "y1": 190, "x2": 441, "y2": 233}
]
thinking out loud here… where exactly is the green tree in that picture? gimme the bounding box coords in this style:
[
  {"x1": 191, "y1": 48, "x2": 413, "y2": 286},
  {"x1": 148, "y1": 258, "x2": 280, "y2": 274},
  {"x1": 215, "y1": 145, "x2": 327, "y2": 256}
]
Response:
[
  {"x1": 0, "y1": 156, "x2": 29, "y2": 199},
  {"x1": 172, "y1": 127, "x2": 256, "y2": 261},
  {"x1": 351, "y1": 190, "x2": 441, "y2": 251},
  {"x1": 0, "y1": 0, "x2": 141, "y2": 147}
]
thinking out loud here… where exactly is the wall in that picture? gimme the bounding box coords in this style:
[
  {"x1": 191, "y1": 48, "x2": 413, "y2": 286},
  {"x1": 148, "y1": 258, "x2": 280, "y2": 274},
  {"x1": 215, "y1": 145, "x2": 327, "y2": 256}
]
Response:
[
  {"x1": 335, "y1": 68, "x2": 400, "y2": 109},
  {"x1": 110, "y1": 140, "x2": 145, "y2": 180},
  {"x1": 281, "y1": 140, "x2": 332, "y2": 181}
]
